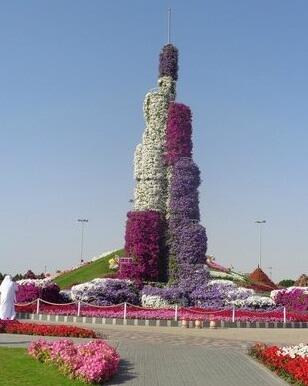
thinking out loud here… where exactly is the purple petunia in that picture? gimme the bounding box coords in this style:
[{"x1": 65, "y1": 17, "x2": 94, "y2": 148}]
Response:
[{"x1": 159, "y1": 44, "x2": 178, "y2": 80}]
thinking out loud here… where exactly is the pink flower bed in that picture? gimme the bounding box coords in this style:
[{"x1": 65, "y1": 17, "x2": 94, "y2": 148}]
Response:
[
  {"x1": 271, "y1": 287, "x2": 308, "y2": 312},
  {"x1": 15, "y1": 303, "x2": 308, "y2": 322},
  {"x1": 28, "y1": 339, "x2": 120, "y2": 384}
]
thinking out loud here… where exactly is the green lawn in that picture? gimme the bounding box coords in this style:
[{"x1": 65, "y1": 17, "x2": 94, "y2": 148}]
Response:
[
  {"x1": 54, "y1": 249, "x2": 124, "y2": 289},
  {"x1": 0, "y1": 347, "x2": 86, "y2": 386}
]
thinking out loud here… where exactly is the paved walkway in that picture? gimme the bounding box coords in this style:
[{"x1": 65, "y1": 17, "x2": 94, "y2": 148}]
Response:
[
  {"x1": 1, "y1": 325, "x2": 292, "y2": 386},
  {"x1": 98, "y1": 323, "x2": 307, "y2": 348}
]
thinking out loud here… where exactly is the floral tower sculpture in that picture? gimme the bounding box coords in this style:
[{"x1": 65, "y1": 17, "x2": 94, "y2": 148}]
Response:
[{"x1": 122, "y1": 44, "x2": 207, "y2": 283}]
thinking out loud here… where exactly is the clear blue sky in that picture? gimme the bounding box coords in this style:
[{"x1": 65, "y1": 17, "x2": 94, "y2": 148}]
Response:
[{"x1": 1, "y1": 1, "x2": 307, "y2": 281}]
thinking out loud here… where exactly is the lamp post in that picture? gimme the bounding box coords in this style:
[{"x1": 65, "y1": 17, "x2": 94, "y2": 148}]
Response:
[
  {"x1": 78, "y1": 219, "x2": 88, "y2": 264},
  {"x1": 255, "y1": 220, "x2": 266, "y2": 268}
]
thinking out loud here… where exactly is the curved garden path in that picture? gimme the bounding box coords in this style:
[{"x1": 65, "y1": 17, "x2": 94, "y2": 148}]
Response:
[{"x1": 1, "y1": 323, "x2": 300, "y2": 385}]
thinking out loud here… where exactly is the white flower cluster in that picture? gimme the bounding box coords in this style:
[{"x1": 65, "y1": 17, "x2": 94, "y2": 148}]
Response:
[
  {"x1": 17, "y1": 278, "x2": 53, "y2": 287},
  {"x1": 209, "y1": 270, "x2": 246, "y2": 281},
  {"x1": 91, "y1": 249, "x2": 120, "y2": 262},
  {"x1": 229, "y1": 295, "x2": 275, "y2": 309},
  {"x1": 71, "y1": 278, "x2": 111, "y2": 302},
  {"x1": 133, "y1": 76, "x2": 176, "y2": 212},
  {"x1": 208, "y1": 279, "x2": 236, "y2": 287},
  {"x1": 270, "y1": 286, "x2": 308, "y2": 300},
  {"x1": 224, "y1": 287, "x2": 255, "y2": 303},
  {"x1": 141, "y1": 294, "x2": 175, "y2": 309},
  {"x1": 71, "y1": 278, "x2": 132, "y2": 302},
  {"x1": 165, "y1": 166, "x2": 172, "y2": 219},
  {"x1": 278, "y1": 343, "x2": 308, "y2": 358}
]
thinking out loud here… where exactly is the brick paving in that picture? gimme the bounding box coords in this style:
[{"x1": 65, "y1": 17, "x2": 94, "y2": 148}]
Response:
[{"x1": 1, "y1": 324, "x2": 292, "y2": 385}]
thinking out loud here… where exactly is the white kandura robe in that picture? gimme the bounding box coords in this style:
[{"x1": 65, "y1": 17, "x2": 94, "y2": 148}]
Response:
[{"x1": 0, "y1": 276, "x2": 17, "y2": 320}]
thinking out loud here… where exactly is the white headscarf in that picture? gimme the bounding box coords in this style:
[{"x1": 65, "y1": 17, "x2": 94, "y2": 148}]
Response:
[
  {"x1": 0, "y1": 275, "x2": 17, "y2": 320},
  {"x1": 0, "y1": 275, "x2": 15, "y2": 297}
]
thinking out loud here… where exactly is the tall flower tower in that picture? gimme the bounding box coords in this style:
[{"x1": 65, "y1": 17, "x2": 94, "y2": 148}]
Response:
[{"x1": 121, "y1": 14, "x2": 207, "y2": 283}]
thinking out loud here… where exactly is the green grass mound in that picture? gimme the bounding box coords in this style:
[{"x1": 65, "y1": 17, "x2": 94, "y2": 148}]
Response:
[
  {"x1": 54, "y1": 249, "x2": 124, "y2": 289},
  {"x1": 0, "y1": 347, "x2": 86, "y2": 386}
]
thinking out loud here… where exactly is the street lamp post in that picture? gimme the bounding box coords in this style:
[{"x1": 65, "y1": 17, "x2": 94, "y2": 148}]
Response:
[
  {"x1": 255, "y1": 220, "x2": 266, "y2": 268},
  {"x1": 78, "y1": 219, "x2": 88, "y2": 264}
]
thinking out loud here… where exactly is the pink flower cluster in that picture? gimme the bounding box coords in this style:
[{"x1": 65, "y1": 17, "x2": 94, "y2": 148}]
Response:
[
  {"x1": 16, "y1": 280, "x2": 60, "y2": 303},
  {"x1": 165, "y1": 102, "x2": 192, "y2": 165},
  {"x1": 28, "y1": 339, "x2": 120, "y2": 384},
  {"x1": 271, "y1": 287, "x2": 308, "y2": 312},
  {"x1": 124, "y1": 211, "x2": 164, "y2": 282}
]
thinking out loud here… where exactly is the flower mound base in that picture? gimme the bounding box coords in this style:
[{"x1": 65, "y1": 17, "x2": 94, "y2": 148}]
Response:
[
  {"x1": 249, "y1": 343, "x2": 308, "y2": 386},
  {"x1": 28, "y1": 338, "x2": 120, "y2": 384},
  {"x1": 0, "y1": 320, "x2": 96, "y2": 338}
]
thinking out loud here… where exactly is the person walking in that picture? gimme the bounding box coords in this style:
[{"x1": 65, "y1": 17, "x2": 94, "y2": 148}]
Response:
[{"x1": 0, "y1": 275, "x2": 18, "y2": 320}]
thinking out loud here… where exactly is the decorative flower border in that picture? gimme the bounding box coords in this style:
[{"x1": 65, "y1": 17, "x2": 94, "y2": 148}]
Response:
[
  {"x1": 249, "y1": 343, "x2": 308, "y2": 385},
  {"x1": 28, "y1": 338, "x2": 119, "y2": 384},
  {"x1": 0, "y1": 320, "x2": 96, "y2": 338}
]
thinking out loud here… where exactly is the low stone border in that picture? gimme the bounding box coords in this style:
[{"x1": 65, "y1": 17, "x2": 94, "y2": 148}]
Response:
[{"x1": 16, "y1": 313, "x2": 308, "y2": 329}]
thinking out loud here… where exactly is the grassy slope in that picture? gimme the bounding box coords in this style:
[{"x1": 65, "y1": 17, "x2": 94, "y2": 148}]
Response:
[
  {"x1": 54, "y1": 249, "x2": 124, "y2": 289},
  {"x1": 0, "y1": 347, "x2": 86, "y2": 386}
]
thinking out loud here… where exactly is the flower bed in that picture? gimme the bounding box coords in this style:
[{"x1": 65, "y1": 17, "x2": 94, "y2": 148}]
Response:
[
  {"x1": 249, "y1": 343, "x2": 308, "y2": 385},
  {"x1": 71, "y1": 278, "x2": 139, "y2": 306},
  {"x1": 0, "y1": 320, "x2": 96, "y2": 338},
  {"x1": 28, "y1": 339, "x2": 119, "y2": 384},
  {"x1": 16, "y1": 279, "x2": 60, "y2": 303},
  {"x1": 230, "y1": 295, "x2": 276, "y2": 309},
  {"x1": 271, "y1": 287, "x2": 308, "y2": 312},
  {"x1": 15, "y1": 302, "x2": 308, "y2": 322}
]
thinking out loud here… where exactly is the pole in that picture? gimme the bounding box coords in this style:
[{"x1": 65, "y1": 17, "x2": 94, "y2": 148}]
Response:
[
  {"x1": 232, "y1": 306, "x2": 235, "y2": 323},
  {"x1": 259, "y1": 223, "x2": 262, "y2": 268},
  {"x1": 255, "y1": 220, "x2": 266, "y2": 268},
  {"x1": 174, "y1": 304, "x2": 178, "y2": 321},
  {"x1": 77, "y1": 301, "x2": 81, "y2": 317},
  {"x1": 78, "y1": 219, "x2": 88, "y2": 264},
  {"x1": 167, "y1": 8, "x2": 171, "y2": 43},
  {"x1": 283, "y1": 307, "x2": 286, "y2": 323},
  {"x1": 124, "y1": 302, "x2": 127, "y2": 320},
  {"x1": 81, "y1": 222, "x2": 84, "y2": 263},
  {"x1": 36, "y1": 298, "x2": 40, "y2": 314}
]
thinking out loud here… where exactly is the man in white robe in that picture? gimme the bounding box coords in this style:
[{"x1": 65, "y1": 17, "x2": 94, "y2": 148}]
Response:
[{"x1": 0, "y1": 275, "x2": 18, "y2": 320}]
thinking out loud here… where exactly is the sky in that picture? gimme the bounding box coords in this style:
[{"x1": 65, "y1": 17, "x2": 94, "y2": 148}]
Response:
[{"x1": 0, "y1": 0, "x2": 307, "y2": 282}]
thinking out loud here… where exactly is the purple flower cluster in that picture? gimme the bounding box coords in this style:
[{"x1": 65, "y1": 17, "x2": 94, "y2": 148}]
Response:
[
  {"x1": 124, "y1": 211, "x2": 164, "y2": 281},
  {"x1": 93, "y1": 280, "x2": 139, "y2": 306},
  {"x1": 159, "y1": 44, "x2": 178, "y2": 80},
  {"x1": 168, "y1": 158, "x2": 207, "y2": 279},
  {"x1": 142, "y1": 285, "x2": 183, "y2": 304},
  {"x1": 190, "y1": 280, "x2": 235, "y2": 308},
  {"x1": 175, "y1": 264, "x2": 209, "y2": 305},
  {"x1": 173, "y1": 223, "x2": 207, "y2": 265},
  {"x1": 170, "y1": 158, "x2": 201, "y2": 221},
  {"x1": 165, "y1": 103, "x2": 192, "y2": 165},
  {"x1": 71, "y1": 279, "x2": 139, "y2": 306},
  {"x1": 142, "y1": 264, "x2": 210, "y2": 306}
]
